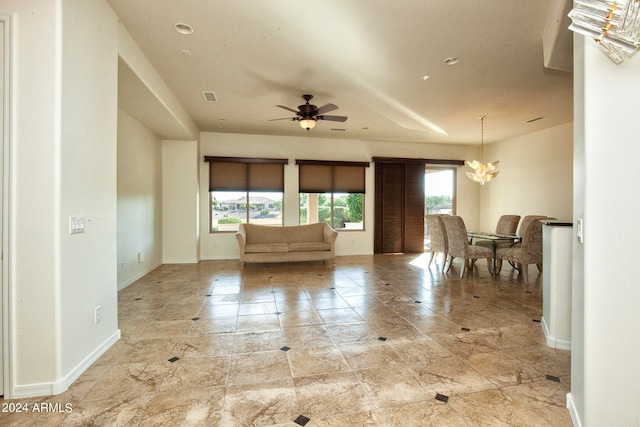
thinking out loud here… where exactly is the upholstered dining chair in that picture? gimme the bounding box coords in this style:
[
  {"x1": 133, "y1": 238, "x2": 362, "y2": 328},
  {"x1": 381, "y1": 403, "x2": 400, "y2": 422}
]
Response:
[
  {"x1": 425, "y1": 215, "x2": 448, "y2": 271},
  {"x1": 474, "y1": 215, "x2": 521, "y2": 249},
  {"x1": 442, "y1": 215, "x2": 494, "y2": 278},
  {"x1": 495, "y1": 216, "x2": 554, "y2": 285}
]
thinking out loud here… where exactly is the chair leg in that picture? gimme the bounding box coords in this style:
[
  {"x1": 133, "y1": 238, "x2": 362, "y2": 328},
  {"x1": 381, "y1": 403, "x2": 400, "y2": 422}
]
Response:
[
  {"x1": 441, "y1": 254, "x2": 448, "y2": 272},
  {"x1": 446, "y1": 257, "x2": 454, "y2": 272},
  {"x1": 460, "y1": 259, "x2": 466, "y2": 278},
  {"x1": 495, "y1": 259, "x2": 503, "y2": 275},
  {"x1": 427, "y1": 252, "x2": 435, "y2": 267},
  {"x1": 522, "y1": 263, "x2": 529, "y2": 285},
  {"x1": 486, "y1": 258, "x2": 494, "y2": 276}
]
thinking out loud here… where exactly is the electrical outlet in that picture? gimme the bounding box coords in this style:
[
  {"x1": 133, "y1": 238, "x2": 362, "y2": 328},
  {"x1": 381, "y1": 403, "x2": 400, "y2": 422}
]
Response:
[{"x1": 94, "y1": 306, "x2": 102, "y2": 324}]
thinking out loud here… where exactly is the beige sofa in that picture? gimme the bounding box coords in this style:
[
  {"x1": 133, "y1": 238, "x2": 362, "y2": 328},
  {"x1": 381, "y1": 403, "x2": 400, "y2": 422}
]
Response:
[{"x1": 236, "y1": 223, "x2": 338, "y2": 268}]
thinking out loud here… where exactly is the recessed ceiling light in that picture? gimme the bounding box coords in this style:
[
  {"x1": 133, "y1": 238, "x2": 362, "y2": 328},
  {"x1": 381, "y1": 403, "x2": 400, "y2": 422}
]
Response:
[
  {"x1": 174, "y1": 23, "x2": 194, "y2": 35},
  {"x1": 421, "y1": 75, "x2": 430, "y2": 81},
  {"x1": 444, "y1": 57, "x2": 460, "y2": 65}
]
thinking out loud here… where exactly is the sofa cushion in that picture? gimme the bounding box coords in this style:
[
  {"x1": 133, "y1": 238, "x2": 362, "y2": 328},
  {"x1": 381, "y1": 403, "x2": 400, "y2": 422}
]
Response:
[
  {"x1": 245, "y1": 243, "x2": 289, "y2": 253},
  {"x1": 244, "y1": 223, "x2": 325, "y2": 244},
  {"x1": 288, "y1": 242, "x2": 332, "y2": 252}
]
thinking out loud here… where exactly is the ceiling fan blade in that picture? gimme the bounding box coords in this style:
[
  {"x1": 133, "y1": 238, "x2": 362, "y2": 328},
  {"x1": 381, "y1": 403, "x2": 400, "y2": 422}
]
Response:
[
  {"x1": 316, "y1": 103, "x2": 339, "y2": 115},
  {"x1": 276, "y1": 105, "x2": 300, "y2": 114},
  {"x1": 268, "y1": 117, "x2": 295, "y2": 121},
  {"x1": 318, "y1": 115, "x2": 348, "y2": 122}
]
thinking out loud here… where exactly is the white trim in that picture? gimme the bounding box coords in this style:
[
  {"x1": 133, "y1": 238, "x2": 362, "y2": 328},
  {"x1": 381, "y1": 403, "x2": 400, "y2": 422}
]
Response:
[
  {"x1": 566, "y1": 392, "x2": 582, "y2": 427},
  {"x1": 162, "y1": 258, "x2": 199, "y2": 264},
  {"x1": 541, "y1": 316, "x2": 571, "y2": 350},
  {"x1": 118, "y1": 262, "x2": 162, "y2": 291},
  {"x1": 0, "y1": 12, "x2": 12, "y2": 400},
  {"x1": 12, "y1": 329, "x2": 120, "y2": 398}
]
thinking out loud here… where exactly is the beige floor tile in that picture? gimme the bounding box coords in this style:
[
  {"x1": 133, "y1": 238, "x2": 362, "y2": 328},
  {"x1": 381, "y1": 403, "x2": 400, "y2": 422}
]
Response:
[{"x1": 8, "y1": 255, "x2": 573, "y2": 426}]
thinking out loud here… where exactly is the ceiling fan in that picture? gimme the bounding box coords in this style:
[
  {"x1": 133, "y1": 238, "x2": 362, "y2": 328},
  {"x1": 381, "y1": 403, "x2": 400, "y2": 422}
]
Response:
[{"x1": 269, "y1": 94, "x2": 348, "y2": 131}]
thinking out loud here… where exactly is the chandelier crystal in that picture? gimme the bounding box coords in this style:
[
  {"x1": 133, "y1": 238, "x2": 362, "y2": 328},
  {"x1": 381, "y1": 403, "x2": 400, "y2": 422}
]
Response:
[
  {"x1": 466, "y1": 116, "x2": 499, "y2": 185},
  {"x1": 568, "y1": 0, "x2": 640, "y2": 64}
]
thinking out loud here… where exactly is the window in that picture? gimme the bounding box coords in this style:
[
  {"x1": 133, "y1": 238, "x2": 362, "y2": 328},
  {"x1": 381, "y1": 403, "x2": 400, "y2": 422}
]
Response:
[
  {"x1": 425, "y1": 167, "x2": 456, "y2": 215},
  {"x1": 297, "y1": 160, "x2": 369, "y2": 231},
  {"x1": 424, "y1": 166, "x2": 457, "y2": 246},
  {"x1": 205, "y1": 157, "x2": 288, "y2": 232}
]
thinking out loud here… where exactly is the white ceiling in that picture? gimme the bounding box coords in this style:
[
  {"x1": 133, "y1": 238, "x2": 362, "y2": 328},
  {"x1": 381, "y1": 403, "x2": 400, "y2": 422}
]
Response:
[{"x1": 108, "y1": 0, "x2": 574, "y2": 145}]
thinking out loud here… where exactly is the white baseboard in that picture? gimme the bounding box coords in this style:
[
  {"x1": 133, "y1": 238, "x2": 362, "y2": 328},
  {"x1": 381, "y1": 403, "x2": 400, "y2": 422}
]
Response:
[
  {"x1": 11, "y1": 329, "x2": 121, "y2": 399},
  {"x1": 541, "y1": 316, "x2": 571, "y2": 350},
  {"x1": 566, "y1": 392, "x2": 582, "y2": 427},
  {"x1": 118, "y1": 262, "x2": 162, "y2": 291},
  {"x1": 162, "y1": 258, "x2": 199, "y2": 264}
]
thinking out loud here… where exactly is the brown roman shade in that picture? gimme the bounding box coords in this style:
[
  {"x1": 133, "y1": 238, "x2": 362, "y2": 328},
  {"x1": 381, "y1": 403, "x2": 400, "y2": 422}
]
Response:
[
  {"x1": 296, "y1": 160, "x2": 369, "y2": 193},
  {"x1": 204, "y1": 157, "x2": 288, "y2": 192}
]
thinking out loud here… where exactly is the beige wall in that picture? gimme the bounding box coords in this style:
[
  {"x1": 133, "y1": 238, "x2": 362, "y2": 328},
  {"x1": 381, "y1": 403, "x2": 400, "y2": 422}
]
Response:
[
  {"x1": 162, "y1": 140, "x2": 200, "y2": 263},
  {"x1": 5, "y1": 0, "x2": 120, "y2": 397},
  {"x1": 117, "y1": 109, "x2": 163, "y2": 289},
  {"x1": 479, "y1": 122, "x2": 574, "y2": 231}
]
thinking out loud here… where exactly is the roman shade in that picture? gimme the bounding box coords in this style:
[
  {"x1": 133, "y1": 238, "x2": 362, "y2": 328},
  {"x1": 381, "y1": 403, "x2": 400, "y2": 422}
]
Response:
[
  {"x1": 296, "y1": 160, "x2": 370, "y2": 193},
  {"x1": 204, "y1": 157, "x2": 288, "y2": 192}
]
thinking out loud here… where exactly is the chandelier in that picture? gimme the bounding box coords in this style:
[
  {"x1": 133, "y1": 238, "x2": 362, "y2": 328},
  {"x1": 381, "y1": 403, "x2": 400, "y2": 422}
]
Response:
[
  {"x1": 568, "y1": 0, "x2": 640, "y2": 64},
  {"x1": 466, "y1": 116, "x2": 499, "y2": 185}
]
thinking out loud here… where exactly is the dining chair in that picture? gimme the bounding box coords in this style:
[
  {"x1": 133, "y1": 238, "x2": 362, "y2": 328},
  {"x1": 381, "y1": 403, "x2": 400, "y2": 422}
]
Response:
[
  {"x1": 425, "y1": 214, "x2": 448, "y2": 271},
  {"x1": 474, "y1": 214, "x2": 521, "y2": 249},
  {"x1": 442, "y1": 215, "x2": 494, "y2": 278},
  {"x1": 495, "y1": 216, "x2": 554, "y2": 285}
]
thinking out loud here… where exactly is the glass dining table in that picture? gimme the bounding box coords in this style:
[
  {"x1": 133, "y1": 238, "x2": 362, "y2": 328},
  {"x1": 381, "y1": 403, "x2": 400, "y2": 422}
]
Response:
[{"x1": 467, "y1": 231, "x2": 520, "y2": 277}]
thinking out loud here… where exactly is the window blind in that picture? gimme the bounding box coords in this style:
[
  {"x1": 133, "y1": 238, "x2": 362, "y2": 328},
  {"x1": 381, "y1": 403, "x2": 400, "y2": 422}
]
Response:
[
  {"x1": 296, "y1": 160, "x2": 369, "y2": 193},
  {"x1": 204, "y1": 157, "x2": 288, "y2": 192}
]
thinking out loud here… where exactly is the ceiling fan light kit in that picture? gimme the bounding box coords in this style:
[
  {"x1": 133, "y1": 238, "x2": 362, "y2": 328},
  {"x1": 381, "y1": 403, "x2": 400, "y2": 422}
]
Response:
[
  {"x1": 270, "y1": 94, "x2": 348, "y2": 131},
  {"x1": 568, "y1": 0, "x2": 640, "y2": 64}
]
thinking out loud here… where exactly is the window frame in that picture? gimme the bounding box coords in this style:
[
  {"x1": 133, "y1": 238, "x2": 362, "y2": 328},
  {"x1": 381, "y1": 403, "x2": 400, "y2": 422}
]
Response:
[
  {"x1": 296, "y1": 159, "x2": 369, "y2": 231},
  {"x1": 205, "y1": 156, "x2": 288, "y2": 233}
]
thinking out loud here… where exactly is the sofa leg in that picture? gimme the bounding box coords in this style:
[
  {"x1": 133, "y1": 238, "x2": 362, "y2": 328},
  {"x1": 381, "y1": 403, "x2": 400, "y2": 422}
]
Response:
[{"x1": 240, "y1": 261, "x2": 245, "y2": 269}]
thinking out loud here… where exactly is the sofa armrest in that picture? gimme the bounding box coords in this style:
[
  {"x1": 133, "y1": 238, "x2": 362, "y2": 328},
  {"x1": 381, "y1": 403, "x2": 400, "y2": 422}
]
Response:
[
  {"x1": 236, "y1": 224, "x2": 247, "y2": 255},
  {"x1": 322, "y1": 223, "x2": 338, "y2": 244}
]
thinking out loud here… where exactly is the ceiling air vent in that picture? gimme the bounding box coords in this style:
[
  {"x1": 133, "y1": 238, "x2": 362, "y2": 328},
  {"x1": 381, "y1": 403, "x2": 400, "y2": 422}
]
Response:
[
  {"x1": 202, "y1": 91, "x2": 218, "y2": 102},
  {"x1": 525, "y1": 116, "x2": 545, "y2": 123}
]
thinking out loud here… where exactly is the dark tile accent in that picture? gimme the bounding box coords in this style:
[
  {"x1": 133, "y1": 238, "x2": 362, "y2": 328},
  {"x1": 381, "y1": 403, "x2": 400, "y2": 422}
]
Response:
[
  {"x1": 281, "y1": 346, "x2": 291, "y2": 352},
  {"x1": 526, "y1": 291, "x2": 533, "y2": 293},
  {"x1": 331, "y1": 287, "x2": 336, "y2": 289},
  {"x1": 378, "y1": 337, "x2": 388, "y2": 341},
  {"x1": 274, "y1": 311, "x2": 283, "y2": 315},
  {"x1": 156, "y1": 281, "x2": 162, "y2": 284},
  {"x1": 414, "y1": 300, "x2": 421, "y2": 304},
  {"x1": 473, "y1": 295, "x2": 480, "y2": 299},
  {"x1": 294, "y1": 415, "x2": 311, "y2": 426},
  {"x1": 191, "y1": 317, "x2": 200, "y2": 321},
  {"x1": 205, "y1": 294, "x2": 212, "y2": 297},
  {"x1": 435, "y1": 393, "x2": 449, "y2": 403},
  {"x1": 532, "y1": 319, "x2": 541, "y2": 323},
  {"x1": 546, "y1": 374, "x2": 561, "y2": 382},
  {"x1": 461, "y1": 327, "x2": 471, "y2": 332},
  {"x1": 135, "y1": 298, "x2": 142, "y2": 301},
  {"x1": 168, "y1": 356, "x2": 180, "y2": 363}
]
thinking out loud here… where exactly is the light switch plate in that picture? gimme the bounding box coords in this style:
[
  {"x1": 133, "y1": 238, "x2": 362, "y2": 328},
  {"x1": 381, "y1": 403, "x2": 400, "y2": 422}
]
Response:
[
  {"x1": 69, "y1": 216, "x2": 85, "y2": 234},
  {"x1": 576, "y1": 218, "x2": 584, "y2": 243}
]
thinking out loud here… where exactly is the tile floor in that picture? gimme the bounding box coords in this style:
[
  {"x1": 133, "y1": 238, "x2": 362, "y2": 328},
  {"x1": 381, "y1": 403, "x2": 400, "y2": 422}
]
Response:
[{"x1": 0, "y1": 254, "x2": 573, "y2": 426}]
